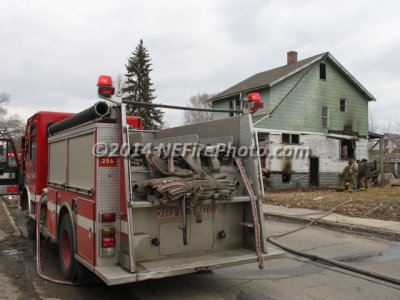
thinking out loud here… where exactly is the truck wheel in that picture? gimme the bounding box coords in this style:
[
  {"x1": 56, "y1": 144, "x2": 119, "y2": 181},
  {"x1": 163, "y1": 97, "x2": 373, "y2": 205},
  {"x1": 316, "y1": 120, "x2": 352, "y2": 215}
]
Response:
[{"x1": 59, "y1": 216, "x2": 78, "y2": 281}]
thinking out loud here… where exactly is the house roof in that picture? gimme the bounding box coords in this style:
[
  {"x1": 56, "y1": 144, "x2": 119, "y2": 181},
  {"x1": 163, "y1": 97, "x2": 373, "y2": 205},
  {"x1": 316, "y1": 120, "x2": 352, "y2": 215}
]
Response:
[{"x1": 211, "y1": 52, "x2": 376, "y2": 102}]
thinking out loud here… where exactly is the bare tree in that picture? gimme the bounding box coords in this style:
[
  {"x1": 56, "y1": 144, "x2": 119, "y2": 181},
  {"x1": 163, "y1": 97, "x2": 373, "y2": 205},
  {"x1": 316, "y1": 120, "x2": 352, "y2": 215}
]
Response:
[
  {"x1": 184, "y1": 93, "x2": 214, "y2": 125},
  {"x1": 0, "y1": 92, "x2": 25, "y2": 139},
  {"x1": 369, "y1": 109, "x2": 378, "y2": 133},
  {"x1": 115, "y1": 73, "x2": 125, "y2": 97}
]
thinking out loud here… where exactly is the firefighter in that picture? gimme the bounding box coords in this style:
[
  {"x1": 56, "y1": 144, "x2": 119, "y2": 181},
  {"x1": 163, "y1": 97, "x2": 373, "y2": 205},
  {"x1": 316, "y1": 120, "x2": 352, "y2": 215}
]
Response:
[
  {"x1": 358, "y1": 158, "x2": 370, "y2": 191},
  {"x1": 341, "y1": 159, "x2": 357, "y2": 191}
]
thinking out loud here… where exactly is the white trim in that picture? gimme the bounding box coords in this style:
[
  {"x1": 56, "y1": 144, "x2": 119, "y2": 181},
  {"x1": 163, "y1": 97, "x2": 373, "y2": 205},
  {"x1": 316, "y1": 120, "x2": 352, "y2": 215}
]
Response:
[
  {"x1": 269, "y1": 56, "x2": 324, "y2": 87},
  {"x1": 77, "y1": 214, "x2": 93, "y2": 231},
  {"x1": 47, "y1": 201, "x2": 57, "y2": 213},
  {"x1": 121, "y1": 220, "x2": 128, "y2": 234}
]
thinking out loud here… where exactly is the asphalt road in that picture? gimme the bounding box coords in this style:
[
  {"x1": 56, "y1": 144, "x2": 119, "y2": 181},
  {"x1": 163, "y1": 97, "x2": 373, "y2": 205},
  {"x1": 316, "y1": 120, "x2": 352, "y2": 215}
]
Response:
[{"x1": 1, "y1": 206, "x2": 400, "y2": 300}]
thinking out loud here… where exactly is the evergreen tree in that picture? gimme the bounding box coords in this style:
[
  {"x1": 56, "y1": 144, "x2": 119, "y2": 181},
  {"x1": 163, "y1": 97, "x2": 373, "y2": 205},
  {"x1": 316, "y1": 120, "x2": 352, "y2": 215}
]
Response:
[{"x1": 122, "y1": 39, "x2": 164, "y2": 129}]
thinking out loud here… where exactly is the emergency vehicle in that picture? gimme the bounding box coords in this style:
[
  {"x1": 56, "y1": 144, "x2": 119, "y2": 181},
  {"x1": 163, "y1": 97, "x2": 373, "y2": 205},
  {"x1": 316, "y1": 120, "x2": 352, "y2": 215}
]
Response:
[{"x1": 0, "y1": 75, "x2": 277, "y2": 285}]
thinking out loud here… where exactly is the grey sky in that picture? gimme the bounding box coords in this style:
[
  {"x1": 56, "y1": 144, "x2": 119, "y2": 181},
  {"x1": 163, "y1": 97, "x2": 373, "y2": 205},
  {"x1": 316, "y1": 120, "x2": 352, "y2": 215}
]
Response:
[{"x1": 1, "y1": 0, "x2": 399, "y2": 127}]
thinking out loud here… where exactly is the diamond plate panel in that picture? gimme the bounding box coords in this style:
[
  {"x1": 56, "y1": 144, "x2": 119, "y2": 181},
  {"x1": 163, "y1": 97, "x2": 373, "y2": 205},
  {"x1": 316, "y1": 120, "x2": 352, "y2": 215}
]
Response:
[{"x1": 95, "y1": 124, "x2": 122, "y2": 267}]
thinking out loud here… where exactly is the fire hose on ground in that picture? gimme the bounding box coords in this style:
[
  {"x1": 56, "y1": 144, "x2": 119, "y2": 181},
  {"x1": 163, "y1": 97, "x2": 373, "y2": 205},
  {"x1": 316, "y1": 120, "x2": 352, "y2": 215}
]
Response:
[{"x1": 266, "y1": 194, "x2": 400, "y2": 286}]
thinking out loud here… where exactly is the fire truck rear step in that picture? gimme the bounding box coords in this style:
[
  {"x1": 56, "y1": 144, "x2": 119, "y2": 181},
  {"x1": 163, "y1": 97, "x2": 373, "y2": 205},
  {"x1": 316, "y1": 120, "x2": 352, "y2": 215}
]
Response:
[{"x1": 94, "y1": 248, "x2": 284, "y2": 285}]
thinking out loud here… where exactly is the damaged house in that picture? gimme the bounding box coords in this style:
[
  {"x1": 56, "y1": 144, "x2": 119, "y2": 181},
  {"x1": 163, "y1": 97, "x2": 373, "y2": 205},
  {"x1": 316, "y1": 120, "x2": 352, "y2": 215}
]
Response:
[{"x1": 211, "y1": 51, "x2": 375, "y2": 188}]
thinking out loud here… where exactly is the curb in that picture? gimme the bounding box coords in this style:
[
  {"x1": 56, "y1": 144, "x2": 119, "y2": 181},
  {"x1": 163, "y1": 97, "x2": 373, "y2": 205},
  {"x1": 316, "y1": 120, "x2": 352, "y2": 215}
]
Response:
[
  {"x1": 264, "y1": 212, "x2": 400, "y2": 241},
  {"x1": 1, "y1": 201, "x2": 21, "y2": 237}
]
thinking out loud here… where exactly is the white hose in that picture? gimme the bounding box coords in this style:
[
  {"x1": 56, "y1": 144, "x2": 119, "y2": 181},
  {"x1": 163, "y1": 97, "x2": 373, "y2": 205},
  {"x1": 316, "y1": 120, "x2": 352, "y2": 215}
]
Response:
[{"x1": 35, "y1": 197, "x2": 78, "y2": 285}]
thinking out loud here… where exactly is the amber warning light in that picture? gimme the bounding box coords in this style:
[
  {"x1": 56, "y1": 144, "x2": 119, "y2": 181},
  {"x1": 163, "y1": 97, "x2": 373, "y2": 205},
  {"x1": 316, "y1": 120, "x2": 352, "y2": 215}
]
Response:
[
  {"x1": 247, "y1": 93, "x2": 263, "y2": 112},
  {"x1": 97, "y1": 75, "x2": 115, "y2": 97}
]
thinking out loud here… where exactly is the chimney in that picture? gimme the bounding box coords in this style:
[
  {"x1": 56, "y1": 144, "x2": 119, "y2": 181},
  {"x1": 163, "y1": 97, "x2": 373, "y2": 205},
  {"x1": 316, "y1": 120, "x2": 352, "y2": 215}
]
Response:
[{"x1": 287, "y1": 51, "x2": 298, "y2": 65}]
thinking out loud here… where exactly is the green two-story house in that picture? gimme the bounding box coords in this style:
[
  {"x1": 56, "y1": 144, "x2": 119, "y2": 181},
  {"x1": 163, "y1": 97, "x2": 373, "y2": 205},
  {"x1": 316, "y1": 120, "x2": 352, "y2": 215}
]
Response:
[{"x1": 211, "y1": 51, "x2": 376, "y2": 188}]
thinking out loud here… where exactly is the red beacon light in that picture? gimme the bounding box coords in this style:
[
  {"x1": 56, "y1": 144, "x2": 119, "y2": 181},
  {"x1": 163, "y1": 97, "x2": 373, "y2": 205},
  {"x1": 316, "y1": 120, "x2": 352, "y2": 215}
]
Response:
[
  {"x1": 247, "y1": 93, "x2": 261, "y2": 102},
  {"x1": 246, "y1": 92, "x2": 264, "y2": 113},
  {"x1": 97, "y1": 75, "x2": 115, "y2": 97}
]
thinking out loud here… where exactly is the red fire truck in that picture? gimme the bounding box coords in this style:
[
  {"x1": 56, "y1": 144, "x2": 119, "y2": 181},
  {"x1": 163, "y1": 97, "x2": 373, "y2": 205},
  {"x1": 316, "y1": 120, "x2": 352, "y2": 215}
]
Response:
[{"x1": 0, "y1": 76, "x2": 277, "y2": 285}]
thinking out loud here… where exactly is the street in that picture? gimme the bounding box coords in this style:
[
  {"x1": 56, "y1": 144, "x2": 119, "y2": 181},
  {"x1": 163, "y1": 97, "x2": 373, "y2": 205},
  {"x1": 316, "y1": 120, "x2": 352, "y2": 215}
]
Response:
[{"x1": 1, "y1": 204, "x2": 400, "y2": 299}]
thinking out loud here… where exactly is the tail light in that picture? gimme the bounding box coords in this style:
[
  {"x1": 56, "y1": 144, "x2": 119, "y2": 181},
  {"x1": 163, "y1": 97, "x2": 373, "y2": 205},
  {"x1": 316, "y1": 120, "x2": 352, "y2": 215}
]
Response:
[
  {"x1": 97, "y1": 75, "x2": 115, "y2": 97},
  {"x1": 6, "y1": 186, "x2": 18, "y2": 193},
  {"x1": 100, "y1": 212, "x2": 116, "y2": 223},
  {"x1": 100, "y1": 227, "x2": 116, "y2": 257}
]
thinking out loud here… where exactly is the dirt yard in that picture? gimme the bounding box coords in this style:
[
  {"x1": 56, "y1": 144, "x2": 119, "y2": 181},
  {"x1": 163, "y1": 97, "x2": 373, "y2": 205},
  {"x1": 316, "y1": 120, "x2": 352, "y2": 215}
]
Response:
[{"x1": 264, "y1": 187, "x2": 400, "y2": 222}]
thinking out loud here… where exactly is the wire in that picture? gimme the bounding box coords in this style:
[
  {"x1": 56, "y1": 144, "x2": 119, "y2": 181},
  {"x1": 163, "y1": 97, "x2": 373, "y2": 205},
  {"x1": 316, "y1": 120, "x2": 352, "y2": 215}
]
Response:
[{"x1": 266, "y1": 193, "x2": 400, "y2": 286}]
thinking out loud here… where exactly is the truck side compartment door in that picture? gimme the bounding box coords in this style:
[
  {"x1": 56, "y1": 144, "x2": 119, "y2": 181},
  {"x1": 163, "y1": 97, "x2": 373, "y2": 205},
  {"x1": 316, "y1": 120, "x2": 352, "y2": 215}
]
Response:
[{"x1": 0, "y1": 138, "x2": 20, "y2": 195}]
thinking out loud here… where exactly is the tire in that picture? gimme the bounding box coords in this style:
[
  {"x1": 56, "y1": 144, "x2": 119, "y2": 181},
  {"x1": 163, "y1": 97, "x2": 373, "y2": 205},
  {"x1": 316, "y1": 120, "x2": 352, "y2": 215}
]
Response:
[
  {"x1": 26, "y1": 217, "x2": 36, "y2": 239},
  {"x1": 59, "y1": 215, "x2": 78, "y2": 281}
]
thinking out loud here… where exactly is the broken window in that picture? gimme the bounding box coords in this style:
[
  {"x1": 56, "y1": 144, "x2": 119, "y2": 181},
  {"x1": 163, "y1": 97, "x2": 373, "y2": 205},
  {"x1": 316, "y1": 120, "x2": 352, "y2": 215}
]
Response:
[
  {"x1": 340, "y1": 140, "x2": 355, "y2": 160},
  {"x1": 291, "y1": 134, "x2": 300, "y2": 144},
  {"x1": 340, "y1": 98, "x2": 347, "y2": 112},
  {"x1": 320, "y1": 63, "x2": 327, "y2": 80},
  {"x1": 322, "y1": 106, "x2": 329, "y2": 127},
  {"x1": 282, "y1": 133, "x2": 300, "y2": 144}
]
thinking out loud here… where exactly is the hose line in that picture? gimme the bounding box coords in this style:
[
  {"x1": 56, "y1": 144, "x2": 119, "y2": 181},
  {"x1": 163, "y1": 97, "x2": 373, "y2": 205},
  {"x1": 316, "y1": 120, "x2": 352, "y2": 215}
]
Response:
[
  {"x1": 267, "y1": 194, "x2": 400, "y2": 286},
  {"x1": 36, "y1": 193, "x2": 78, "y2": 285}
]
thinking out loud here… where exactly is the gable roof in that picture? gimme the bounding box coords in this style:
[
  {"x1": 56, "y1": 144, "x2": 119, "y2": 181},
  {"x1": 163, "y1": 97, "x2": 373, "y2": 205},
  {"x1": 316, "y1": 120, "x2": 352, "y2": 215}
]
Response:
[{"x1": 211, "y1": 52, "x2": 376, "y2": 102}]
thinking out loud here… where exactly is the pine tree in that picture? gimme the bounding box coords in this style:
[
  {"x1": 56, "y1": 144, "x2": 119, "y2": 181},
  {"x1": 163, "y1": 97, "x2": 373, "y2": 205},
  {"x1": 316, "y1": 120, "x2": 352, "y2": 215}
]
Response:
[{"x1": 122, "y1": 39, "x2": 164, "y2": 129}]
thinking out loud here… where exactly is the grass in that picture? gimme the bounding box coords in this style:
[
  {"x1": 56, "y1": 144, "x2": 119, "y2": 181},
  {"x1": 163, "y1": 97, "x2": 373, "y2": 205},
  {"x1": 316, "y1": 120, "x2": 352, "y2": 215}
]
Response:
[{"x1": 264, "y1": 187, "x2": 400, "y2": 221}]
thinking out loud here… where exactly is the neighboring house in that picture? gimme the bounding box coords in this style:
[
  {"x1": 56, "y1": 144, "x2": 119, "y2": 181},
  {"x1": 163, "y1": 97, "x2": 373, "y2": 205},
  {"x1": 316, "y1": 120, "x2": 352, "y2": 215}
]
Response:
[
  {"x1": 211, "y1": 51, "x2": 375, "y2": 189},
  {"x1": 369, "y1": 133, "x2": 400, "y2": 177}
]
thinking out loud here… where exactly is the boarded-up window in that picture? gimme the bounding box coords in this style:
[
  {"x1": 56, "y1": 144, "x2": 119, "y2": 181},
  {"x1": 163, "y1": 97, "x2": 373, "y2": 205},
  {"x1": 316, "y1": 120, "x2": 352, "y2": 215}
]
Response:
[{"x1": 322, "y1": 106, "x2": 329, "y2": 127}]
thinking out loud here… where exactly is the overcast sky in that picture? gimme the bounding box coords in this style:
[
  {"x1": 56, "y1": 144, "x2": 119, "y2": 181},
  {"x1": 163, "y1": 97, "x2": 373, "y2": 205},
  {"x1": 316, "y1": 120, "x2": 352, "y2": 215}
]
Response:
[{"x1": 1, "y1": 0, "x2": 399, "y2": 128}]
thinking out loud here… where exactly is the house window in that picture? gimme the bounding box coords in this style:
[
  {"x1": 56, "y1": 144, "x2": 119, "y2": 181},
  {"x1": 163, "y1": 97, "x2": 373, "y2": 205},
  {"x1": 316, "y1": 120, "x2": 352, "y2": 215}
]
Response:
[
  {"x1": 282, "y1": 133, "x2": 300, "y2": 144},
  {"x1": 340, "y1": 98, "x2": 347, "y2": 112},
  {"x1": 340, "y1": 140, "x2": 355, "y2": 160},
  {"x1": 229, "y1": 97, "x2": 242, "y2": 117},
  {"x1": 320, "y1": 63, "x2": 327, "y2": 80},
  {"x1": 322, "y1": 106, "x2": 329, "y2": 127},
  {"x1": 229, "y1": 99, "x2": 234, "y2": 117}
]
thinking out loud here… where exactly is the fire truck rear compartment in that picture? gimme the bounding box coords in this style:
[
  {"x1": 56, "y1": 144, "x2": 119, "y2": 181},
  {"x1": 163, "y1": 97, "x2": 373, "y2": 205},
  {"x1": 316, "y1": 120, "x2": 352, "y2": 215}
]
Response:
[{"x1": 111, "y1": 114, "x2": 271, "y2": 284}]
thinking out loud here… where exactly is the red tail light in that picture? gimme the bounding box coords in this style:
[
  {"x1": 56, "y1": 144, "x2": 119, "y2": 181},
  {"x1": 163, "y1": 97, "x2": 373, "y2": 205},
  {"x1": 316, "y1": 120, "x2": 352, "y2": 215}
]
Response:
[
  {"x1": 100, "y1": 227, "x2": 116, "y2": 256},
  {"x1": 100, "y1": 212, "x2": 116, "y2": 223},
  {"x1": 6, "y1": 186, "x2": 18, "y2": 193},
  {"x1": 102, "y1": 237, "x2": 116, "y2": 248}
]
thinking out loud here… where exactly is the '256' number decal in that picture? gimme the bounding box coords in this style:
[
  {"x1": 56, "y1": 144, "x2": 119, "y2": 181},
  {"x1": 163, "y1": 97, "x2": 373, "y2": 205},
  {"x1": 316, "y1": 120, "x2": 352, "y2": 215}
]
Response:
[{"x1": 98, "y1": 157, "x2": 117, "y2": 167}]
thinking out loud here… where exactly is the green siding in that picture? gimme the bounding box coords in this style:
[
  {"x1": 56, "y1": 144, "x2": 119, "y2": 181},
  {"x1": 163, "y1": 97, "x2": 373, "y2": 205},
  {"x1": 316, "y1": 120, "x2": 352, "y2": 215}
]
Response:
[
  {"x1": 257, "y1": 61, "x2": 369, "y2": 136},
  {"x1": 212, "y1": 99, "x2": 229, "y2": 120},
  {"x1": 212, "y1": 60, "x2": 370, "y2": 136}
]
